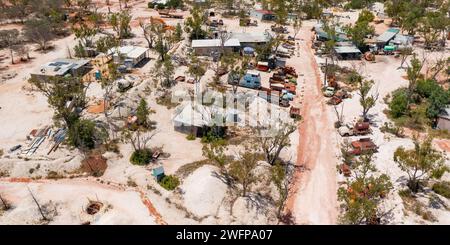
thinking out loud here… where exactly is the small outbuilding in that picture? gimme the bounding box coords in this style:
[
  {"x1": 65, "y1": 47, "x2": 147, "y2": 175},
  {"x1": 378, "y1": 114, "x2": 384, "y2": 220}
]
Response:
[
  {"x1": 376, "y1": 28, "x2": 400, "y2": 47},
  {"x1": 230, "y1": 32, "x2": 272, "y2": 49},
  {"x1": 108, "y1": 46, "x2": 149, "y2": 67},
  {"x1": 250, "y1": 10, "x2": 276, "y2": 21},
  {"x1": 334, "y1": 42, "x2": 362, "y2": 60},
  {"x1": 437, "y1": 106, "x2": 450, "y2": 131},
  {"x1": 31, "y1": 58, "x2": 92, "y2": 81},
  {"x1": 390, "y1": 34, "x2": 414, "y2": 49},
  {"x1": 152, "y1": 166, "x2": 165, "y2": 182},
  {"x1": 314, "y1": 24, "x2": 349, "y2": 42}
]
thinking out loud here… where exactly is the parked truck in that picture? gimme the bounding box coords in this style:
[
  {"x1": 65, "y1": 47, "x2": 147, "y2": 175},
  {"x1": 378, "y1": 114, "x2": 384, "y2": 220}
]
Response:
[{"x1": 338, "y1": 122, "x2": 371, "y2": 137}]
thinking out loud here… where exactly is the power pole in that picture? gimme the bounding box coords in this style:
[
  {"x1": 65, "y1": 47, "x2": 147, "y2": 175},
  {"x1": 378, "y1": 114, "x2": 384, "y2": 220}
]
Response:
[
  {"x1": 324, "y1": 57, "x2": 328, "y2": 87},
  {"x1": 27, "y1": 187, "x2": 48, "y2": 221}
]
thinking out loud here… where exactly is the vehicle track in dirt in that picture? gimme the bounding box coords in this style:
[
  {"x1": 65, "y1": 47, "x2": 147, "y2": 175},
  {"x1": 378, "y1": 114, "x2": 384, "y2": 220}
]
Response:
[{"x1": 285, "y1": 28, "x2": 339, "y2": 225}]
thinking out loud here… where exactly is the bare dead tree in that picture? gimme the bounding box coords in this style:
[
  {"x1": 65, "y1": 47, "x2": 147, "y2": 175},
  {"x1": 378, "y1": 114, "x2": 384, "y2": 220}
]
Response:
[
  {"x1": 429, "y1": 55, "x2": 449, "y2": 81},
  {"x1": 128, "y1": 129, "x2": 158, "y2": 151},
  {"x1": 271, "y1": 160, "x2": 296, "y2": 224},
  {"x1": 213, "y1": 27, "x2": 232, "y2": 80},
  {"x1": 333, "y1": 102, "x2": 345, "y2": 128},
  {"x1": 398, "y1": 47, "x2": 413, "y2": 69},
  {"x1": 0, "y1": 193, "x2": 11, "y2": 210},
  {"x1": 256, "y1": 121, "x2": 297, "y2": 165},
  {"x1": 139, "y1": 17, "x2": 157, "y2": 49},
  {"x1": 27, "y1": 186, "x2": 48, "y2": 221}
]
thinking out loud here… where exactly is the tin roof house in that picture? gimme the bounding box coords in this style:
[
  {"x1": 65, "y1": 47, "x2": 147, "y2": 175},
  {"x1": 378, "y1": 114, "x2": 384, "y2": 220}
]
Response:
[
  {"x1": 30, "y1": 58, "x2": 92, "y2": 81},
  {"x1": 334, "y1": 42, "x2": 362, "y2": 60},
  {"x1": 376, "y1": 28, "x2": 400, "y2": 46},
  {"x1": 191, "y1": 38, "x2": 240, "y2": 56},
  {"x1": 314, "y1": 23, "x2": 349, "y2": 42},
  {"x1": 107, "y1": 46, "x2": 149, "y2": 67},
  {"x1": 250, "y1": 10, "x2": 276, "y2": 21},
  {"x1": 229, "y1": 32, "x2": 272, "y2": 48}
]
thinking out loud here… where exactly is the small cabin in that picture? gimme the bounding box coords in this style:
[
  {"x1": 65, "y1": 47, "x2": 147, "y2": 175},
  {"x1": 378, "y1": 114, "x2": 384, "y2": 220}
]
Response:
[{"x1": 152, "y1": 166, "x2": 165, "y2": 182}]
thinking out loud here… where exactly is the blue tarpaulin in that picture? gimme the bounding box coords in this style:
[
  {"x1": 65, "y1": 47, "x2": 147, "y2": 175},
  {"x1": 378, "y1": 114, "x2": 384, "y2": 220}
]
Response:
[{"x1": 243, "y1": 47, "x2": 255, "y2": 54}]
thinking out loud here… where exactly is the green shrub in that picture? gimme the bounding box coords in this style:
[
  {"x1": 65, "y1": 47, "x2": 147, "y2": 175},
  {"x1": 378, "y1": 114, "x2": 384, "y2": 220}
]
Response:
[
  {"x1": 47, "y1": 171, "x2": 63, "y2": 179},
  {"x1": 346, "y1": 71, "x2": 363, "y2": 85},
  {"x1": 201, "y1": 128, "x2": 227, "y2": 144},
  {"x1": 159, "y1": 175, "x2": 180, "y2": 190},
  {"x1": 398, "y1": 188, "x2": 413, "y2": 198},
  {"x1": 186, "y1": 134, "x2": 196, "y2": 140},
  {"x1": 380, "y1": 122, "x2": 404, "y2": 137},
  {"x1": 347, "y1": 0, "x2": 367, "y2": 9},
  {"x1": 417, "y1": 79, "x2": 440, "y2": 98},
  {"x1": 357, "y1": 10, "x2": 375, "y2": 23},
  {"x1": 130, "y1": 149, "x2": 153, "y2": 165},
  {"x1": 389, "y1": 89, "x2": 409, "y2": 118},
  {"x1": 432, "y1": 181, "x2": 450, "y2": 198},
  {"x1": 148, "y1": 2, "x2": 155, "y2": 8},
  {"x1": 127, "y1": 178, "x2": 138, "y2": 187},
  {"x1": 166, "y1": 0, "x2": 184, "y2": 9},
  {"x1": 68, "y1": 119, "x2": 97, "y2": 149}
]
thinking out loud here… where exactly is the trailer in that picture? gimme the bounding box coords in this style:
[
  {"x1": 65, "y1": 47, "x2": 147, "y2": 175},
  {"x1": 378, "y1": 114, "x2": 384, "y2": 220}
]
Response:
[
  {"x1": 256, "y1": 62, "x2": 270, "y2": 72},
  {"x1": 350, "y1": 138, "x2": 377, "y2": 155},
  {"x1": 270, "y1": 83, "x2": 285, "y2": 91}
]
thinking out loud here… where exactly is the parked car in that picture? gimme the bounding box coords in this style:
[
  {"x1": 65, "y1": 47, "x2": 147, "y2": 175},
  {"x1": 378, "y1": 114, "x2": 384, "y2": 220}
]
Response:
[
  {"x1": 323, "y1": 87, "x2": 335, "y2": 97},
  {"x1": 276, "y1": 50, "x2": 291, "y2": 58},
  {"x1": 239, "y1": 70, "x2": 261, "y2": 89}
]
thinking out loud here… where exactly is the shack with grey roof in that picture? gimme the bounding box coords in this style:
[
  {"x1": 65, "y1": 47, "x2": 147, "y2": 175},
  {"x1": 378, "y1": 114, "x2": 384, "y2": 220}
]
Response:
[
  {"x1": 31, "y1": 58, "x2": 92, "y2": 81},
  {"x1": 191, "y1": 38, "x2": 240, "y2": 56}
]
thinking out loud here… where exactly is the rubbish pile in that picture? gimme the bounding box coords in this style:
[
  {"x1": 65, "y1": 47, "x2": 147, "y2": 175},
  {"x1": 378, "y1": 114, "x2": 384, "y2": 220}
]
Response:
[{"x1": 14, "y1": 126, "x2": 67, "y2": 156}]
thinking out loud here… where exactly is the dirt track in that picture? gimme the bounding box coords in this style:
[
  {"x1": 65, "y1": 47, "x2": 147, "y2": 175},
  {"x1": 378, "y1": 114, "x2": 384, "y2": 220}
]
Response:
[{"x1": 285, "y1": 27, "x2": 339, "y2": 225}]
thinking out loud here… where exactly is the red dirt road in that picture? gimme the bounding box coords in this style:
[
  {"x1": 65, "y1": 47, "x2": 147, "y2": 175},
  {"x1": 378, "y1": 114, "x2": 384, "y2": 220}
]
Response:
[{"x1": 285, "y1": 28, "x2": 339, "y2": 224}]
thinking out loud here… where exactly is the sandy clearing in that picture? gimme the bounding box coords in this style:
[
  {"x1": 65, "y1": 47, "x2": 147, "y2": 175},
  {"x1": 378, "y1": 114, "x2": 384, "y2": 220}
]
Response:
[{"x1": 0, "y1": 178, "x2": 159, "y2": 225}]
